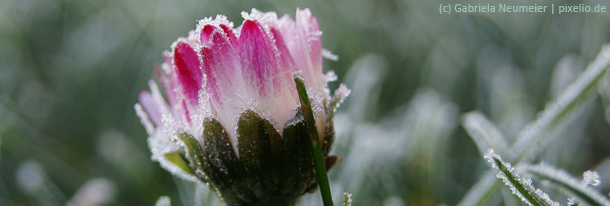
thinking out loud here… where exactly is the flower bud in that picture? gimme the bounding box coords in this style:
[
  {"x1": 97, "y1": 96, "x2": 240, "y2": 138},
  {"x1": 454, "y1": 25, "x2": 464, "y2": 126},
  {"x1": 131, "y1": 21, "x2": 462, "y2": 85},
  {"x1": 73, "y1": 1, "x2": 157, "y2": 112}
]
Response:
[{"x1": 135, "y1": 8, "x2": 350, "y2": 206}]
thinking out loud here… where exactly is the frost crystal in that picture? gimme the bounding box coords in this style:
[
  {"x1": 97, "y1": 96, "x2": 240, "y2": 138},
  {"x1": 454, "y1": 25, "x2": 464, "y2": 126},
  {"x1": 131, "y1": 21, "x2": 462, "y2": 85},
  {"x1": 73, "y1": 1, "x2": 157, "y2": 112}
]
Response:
[
  {"x1": 567, "y1": 197, "x2": 576, "y2": 206},
  {"x1": 134, "y1": 104, "x2": 155, "y2": 135},
  {"x1": 323, "y1": 49, "x2": 339, "y2": 61},
  {"x1": 325, "y1": 71, "x2": 338, "y2": 82},
  {"x1": 155, "y1": 196, "x2": 171, "y2": 206},
  {"x1": 582, "y1": 170, "x2": 600, "y2": 186}
]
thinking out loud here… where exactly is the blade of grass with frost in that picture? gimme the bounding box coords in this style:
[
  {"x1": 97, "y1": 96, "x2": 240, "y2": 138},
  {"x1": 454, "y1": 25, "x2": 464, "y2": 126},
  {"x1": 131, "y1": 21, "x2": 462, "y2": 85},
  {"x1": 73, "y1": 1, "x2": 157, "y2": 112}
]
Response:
[
  {"x1": 511, "y1": 44, "x2": 610, "y2": 162},
  {"x1": 524, "y1": 164, "x2": 610, "y2": 206},
  {"x1": 597, "y1": 58, "x2": 610, "y2": 124},
  {"x1": 484, "y1": 149, "x2": 560, "y2": 206},
  {"x1": 295, "y1": 75, "x2": 334, "y2": 206},
  {"x1": 457, "y1": 170, "x2": 502, "y2": 206},
  {"x1": 461, "y1": 111, "x2": 510, "y2": 157},
  {"x1": 459, "y1": 45, "x2": 610, "y2": 205}
]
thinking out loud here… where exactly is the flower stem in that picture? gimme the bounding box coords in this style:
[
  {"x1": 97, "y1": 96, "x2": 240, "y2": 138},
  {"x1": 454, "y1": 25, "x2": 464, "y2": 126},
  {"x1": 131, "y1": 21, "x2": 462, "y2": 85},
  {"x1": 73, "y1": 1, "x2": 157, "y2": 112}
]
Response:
[{"x1": 294, "y1": 76, "x2": 334, "y2": 206}]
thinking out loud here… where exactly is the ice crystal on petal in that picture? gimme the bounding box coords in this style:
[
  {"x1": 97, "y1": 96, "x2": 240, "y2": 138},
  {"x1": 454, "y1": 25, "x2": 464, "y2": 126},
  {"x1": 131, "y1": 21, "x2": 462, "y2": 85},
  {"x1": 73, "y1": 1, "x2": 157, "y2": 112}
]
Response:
[
  {"x1": 197, "y1": 15, "x2": 233, "y2": 29},
  {"x1": 241, "y1": 8, "x2": 278, "y2": 25},
  {"x1": 135, "y1": 104, "x2": 155, "y2": 135}
]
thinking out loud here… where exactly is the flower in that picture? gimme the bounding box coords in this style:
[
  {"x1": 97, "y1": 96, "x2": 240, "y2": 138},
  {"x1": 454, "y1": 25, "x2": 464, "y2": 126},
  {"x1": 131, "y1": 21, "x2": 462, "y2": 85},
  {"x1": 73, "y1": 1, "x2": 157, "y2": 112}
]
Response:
[{"x1": 135, "y1": 8, "x2": 349, "y2": 205}]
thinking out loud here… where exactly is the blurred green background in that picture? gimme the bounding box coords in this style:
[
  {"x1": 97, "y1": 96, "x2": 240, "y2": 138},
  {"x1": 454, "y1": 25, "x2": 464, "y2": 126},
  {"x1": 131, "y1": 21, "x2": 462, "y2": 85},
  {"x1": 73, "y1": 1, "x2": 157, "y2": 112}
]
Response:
[{"x1": 2, "y1": 0, "x2": 610, "y2": 205}]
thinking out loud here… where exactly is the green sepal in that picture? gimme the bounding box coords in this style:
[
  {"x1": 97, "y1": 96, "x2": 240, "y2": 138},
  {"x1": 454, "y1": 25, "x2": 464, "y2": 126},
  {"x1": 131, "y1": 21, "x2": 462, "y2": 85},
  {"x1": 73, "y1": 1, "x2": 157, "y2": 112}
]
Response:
[
  {"x1": 176, "y1": 132, "x2": 233, "y2": 204},
  {"x1": 237, "y1": 110, "x2": 284, "y2": 200},
  {"x1": 322, "y1": 114, "x2": 335, "y2": 156},
  {"x1": 176, "y1": 133, "x2": 211, "y2": 182},
  {"x1": 202, "y1": 118, "x2": 255, "y2": 205},
  {"x1": 281, "y1": 110, "x2": 317, "y2": 195},
  {"x1": 163, "y1": 151, "x2": 195, "y2": 177}
]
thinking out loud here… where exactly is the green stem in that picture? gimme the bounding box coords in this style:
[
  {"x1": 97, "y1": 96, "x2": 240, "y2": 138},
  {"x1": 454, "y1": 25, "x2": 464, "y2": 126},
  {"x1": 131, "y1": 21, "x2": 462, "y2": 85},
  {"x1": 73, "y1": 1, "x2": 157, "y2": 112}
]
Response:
[{"x1": 294, "y1": 76, "x2": 334, "y2": 206}]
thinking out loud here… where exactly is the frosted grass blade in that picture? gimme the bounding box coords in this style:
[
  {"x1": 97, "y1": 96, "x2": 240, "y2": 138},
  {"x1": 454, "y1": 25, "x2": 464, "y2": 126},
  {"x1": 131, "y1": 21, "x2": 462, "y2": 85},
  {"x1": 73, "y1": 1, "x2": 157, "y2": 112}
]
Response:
[
  {"x1": 525, "y1": 164, "x2": 610, "y2": 206},
  {"x1": 511, "y1": 44, "x2": 610, "y2": 162},
  {"x1": 484, "y1": 150, "x2": 559, "y2": 206},
  {"x1": 461, "y1": 111, "x2": 510, "y2": 158},
  {"x1": 459, "y1": 45, "x2": 610, "y2": 205},
  {"x1": 457, "y1": 170, "x2": 501, "y2": 206}
]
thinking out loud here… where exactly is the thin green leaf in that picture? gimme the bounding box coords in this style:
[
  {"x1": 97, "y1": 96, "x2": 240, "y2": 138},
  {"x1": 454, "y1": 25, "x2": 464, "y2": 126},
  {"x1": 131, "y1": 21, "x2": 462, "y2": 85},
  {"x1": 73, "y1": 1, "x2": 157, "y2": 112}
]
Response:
[
  {"x1": 524, "y1": 164, "x2": 610, "y2": 206},
  {"x1": 485, "y1": 149, "x2": 559, "y2": 206},
  {"x1": 294, "y1": 75, "x2": 334, "y2": 206},
  {"x1": 457, "y1": 170, "x2": 502, "y2": 206},
  {"x1": 461, "y1": 111, "x2": 510, "y2": 157},
  {"x1": 511, "y1": 44, "x2": 610, "y2": 162},
  {"x1": 460, "y1": 45, "x2": 610, "y2": 205}
]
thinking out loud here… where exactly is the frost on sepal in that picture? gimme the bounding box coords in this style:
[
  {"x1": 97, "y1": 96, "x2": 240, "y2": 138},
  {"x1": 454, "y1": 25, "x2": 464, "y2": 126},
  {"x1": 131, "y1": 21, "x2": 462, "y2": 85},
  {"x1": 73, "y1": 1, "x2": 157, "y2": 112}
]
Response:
[
  {"x1": 484, "y1": 149, "x2": 560, "y2": 206},
  {"x1": 523, "y1": 163, "x2": 610, "y2": 206},
  {"x1": 329, "y1": 83, "x2": 351, "y2": 114},
  {"x1": 147, "y1": 132, "x2": 199, "y2": 182}
]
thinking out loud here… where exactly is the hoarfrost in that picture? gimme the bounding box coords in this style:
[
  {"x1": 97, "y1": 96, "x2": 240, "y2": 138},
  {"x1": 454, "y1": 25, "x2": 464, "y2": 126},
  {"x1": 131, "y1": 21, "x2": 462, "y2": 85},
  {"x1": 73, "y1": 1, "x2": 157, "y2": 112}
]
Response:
[
  {"x1": 196, "y1": 15, "x2": 233, "y2": 31},
  {"x1": 582, "y1": 170, "x2": 600, "y2": 186},
  {"x1": 155, "y1": 196, "x2": 171, "y2": 206},
  {"x1": 331, "y1": 84, "x2": 351, "y2": 112},
  {"x1": 323, "y1": 49, "x2": 339, "y2": 61},
  {"x1": 135, "y1": 104, "x2": 155, "y2": 135},
  {"x1": 511, "y1": 44, "x2": 610, "y2": 161},
  {"x1": 241, "y1": 8, "x2": 278, "y2": 25},
  {"x1": 325, "y1": 70, "x2": 338, "y2": 82},
  {"x1": 525, "y1": 163, "x2": 610, "y2": 206},
  {"x1": 567, "y1": 197, "x2": 576, "y2": 206},
  {"x1": 485, "y1": 149, "x2": 560, "y2": 206}
]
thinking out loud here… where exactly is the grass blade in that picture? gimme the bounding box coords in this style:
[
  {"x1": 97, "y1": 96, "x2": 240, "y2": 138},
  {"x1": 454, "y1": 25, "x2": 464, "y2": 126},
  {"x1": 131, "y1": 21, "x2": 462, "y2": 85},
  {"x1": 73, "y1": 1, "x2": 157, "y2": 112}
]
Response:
[
  {"x1": 461, "y1": 111, "x2": 510, "y2": 158},
  {"x1": 511, "y1": 44, "x2": 610, "y2": 162},
  {"x1": 457, "y1": 170, "x2": 501, "y2": 206},
  {"x1": 484, "y1": 149, "x2": 560, "y2": 206},
  {"x1": 459, "y1": 45, "x2": 610, "y2": 205},
  {"x1": 524, "y1": 164, "x2": 610, "y2": 206},
  {"x1": 294, "y1": 75, "x2": 334, "y2": 206}
]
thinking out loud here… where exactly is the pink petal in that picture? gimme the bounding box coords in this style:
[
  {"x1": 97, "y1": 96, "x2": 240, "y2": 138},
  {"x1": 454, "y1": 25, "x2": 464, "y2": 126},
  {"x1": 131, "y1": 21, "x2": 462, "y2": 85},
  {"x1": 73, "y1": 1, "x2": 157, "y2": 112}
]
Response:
[
  {"x1": 181, "y1": 99, "x2": 192, "y2": 125},
  {"x1": 138, "y1": 91, "x2": 162, "y2": 126},
  {"x1": 201, "y1": 25, "x2": 245, "y2": 106},
  {"x1": 200, "y1": 25, "x2": 215, "y2": 45},
  {"x1": 269, "y1": 27, "x2": 299, "y2": 127},
  {"x1": 304, "y1": 15, "x2": 323, "y2": 76},
  {"x1": 278, "y1": 8, "x2": 325, "y2": 91},
  {"x1": 239, "y1": 20, "x2": 275, "y2": 99},
  {"x1": 173, "y1": 41, "x2": 202, "y2": 106},
  {"x1": 200, "y1": 24, "x2": 246, "y2": 148},
  {"x1": 220, "y1": 24, "x2": 239, "y2": 47}
]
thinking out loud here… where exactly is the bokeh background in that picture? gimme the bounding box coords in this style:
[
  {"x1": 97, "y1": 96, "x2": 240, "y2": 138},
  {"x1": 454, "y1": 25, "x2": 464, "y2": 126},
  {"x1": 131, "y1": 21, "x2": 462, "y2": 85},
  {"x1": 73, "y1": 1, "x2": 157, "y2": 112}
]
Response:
[{"x1": 2, "y1": 0, "x2": 610, "y2": 205}]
